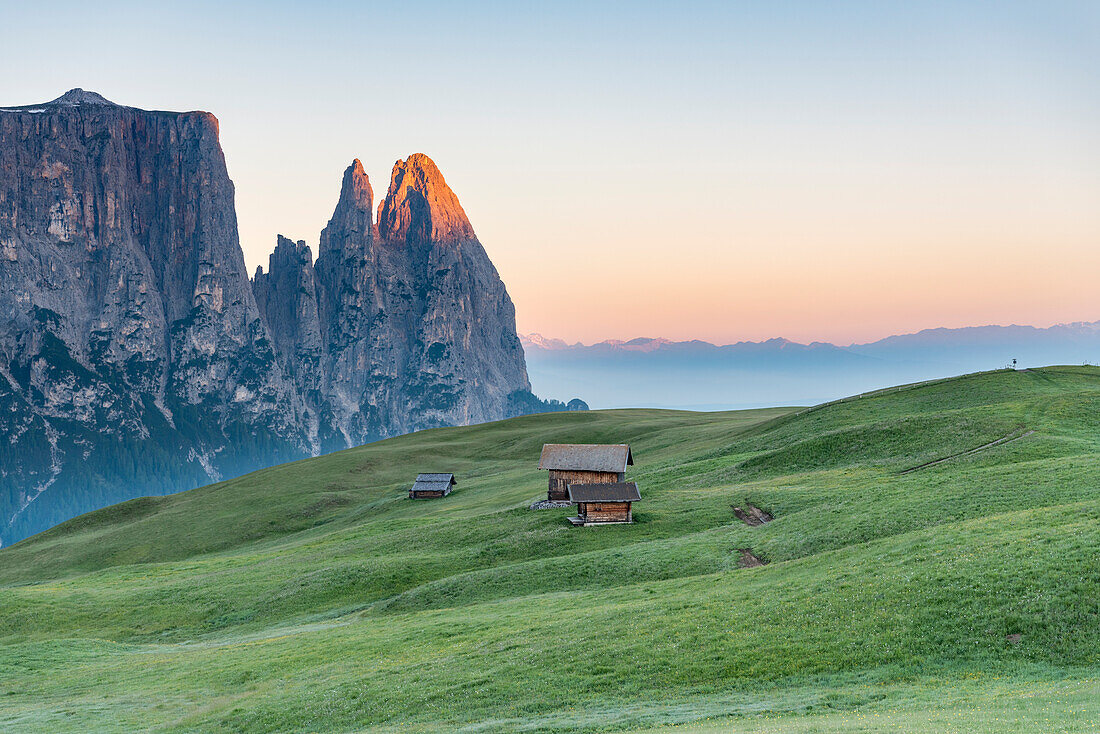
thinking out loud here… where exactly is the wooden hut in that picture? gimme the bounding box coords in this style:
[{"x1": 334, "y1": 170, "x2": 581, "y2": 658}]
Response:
[
  {"x1": 537, "y1": 444, "x2": 633, "y2": 501},
  {"x1": 408, "y1": 473, "x2": 456, "y2": 499},
  {"x1": 567, "y1": 482, "x2": 641, "y2": 526}
]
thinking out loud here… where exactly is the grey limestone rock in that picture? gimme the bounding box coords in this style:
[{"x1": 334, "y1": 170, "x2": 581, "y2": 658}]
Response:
[{"x1": 0, "y1": 92, "x2": 533, "y2": 545}]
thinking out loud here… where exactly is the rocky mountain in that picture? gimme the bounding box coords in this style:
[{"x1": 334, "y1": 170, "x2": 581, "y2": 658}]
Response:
[
  {"x1": 0, "y1": 90, "x2": 536, "y2": 545},
  {"x1": 252, "y1": 155, "x2": 532, "y2": 451}
]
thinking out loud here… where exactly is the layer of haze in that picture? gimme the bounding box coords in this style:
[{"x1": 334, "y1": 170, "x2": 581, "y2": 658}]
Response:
[{"x1": 2, "y1": 1, "x2": 1097, "y2": 344}]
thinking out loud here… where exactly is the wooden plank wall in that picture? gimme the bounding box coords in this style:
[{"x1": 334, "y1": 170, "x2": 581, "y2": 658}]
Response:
[
  {"x1": 580, "y1": 502, "x2": 632, "y2": 522},
  {"x1": 547, "y1": 470, "x2": 620, "y2": 500}
]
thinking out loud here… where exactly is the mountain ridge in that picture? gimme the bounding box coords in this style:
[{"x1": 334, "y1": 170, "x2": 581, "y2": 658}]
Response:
[
  {"x1": 521, "y1": 320, "x2": 1100, "y2": 410},
  {"x1": 0, "y1": 90, "x2": 537, "y2": 545},
  {"x1": 252, "y1": 155, "x2": 532, "y2": 451},
  {"x1": 522, "y1": 318, "x2": 1100, "y2": 352}
]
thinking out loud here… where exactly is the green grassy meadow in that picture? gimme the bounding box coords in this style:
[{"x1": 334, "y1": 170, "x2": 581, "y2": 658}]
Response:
[{"x1": 1, "y1": 366, "x2": 1099, "y2": 732}]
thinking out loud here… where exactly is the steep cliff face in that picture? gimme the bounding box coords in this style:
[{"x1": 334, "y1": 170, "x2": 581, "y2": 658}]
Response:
[
  {"x1": 0, "y1": 90, "x2": 307, "y2": 544},
  {"x1": 250, "y1": 236, "x2": 336, "y2": 452},
  {"x1": 372, "y1": 154, "x2": 531, "y2": 429},
  {"x1": 0, "y1": 91, "x2": 537, "y2": 545},
  {"x1": 252, "y1": 154, "x2": 531, "y2": 447}
]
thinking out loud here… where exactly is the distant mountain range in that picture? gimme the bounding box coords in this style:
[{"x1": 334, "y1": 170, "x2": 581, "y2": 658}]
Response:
[{"x1": 522, "y1": 321, "x2": 1100, "y2": 410}]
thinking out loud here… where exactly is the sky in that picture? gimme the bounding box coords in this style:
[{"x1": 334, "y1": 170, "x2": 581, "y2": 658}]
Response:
[{"x1": 2, "y1": 1, "x2": 1097, "y2": 345}]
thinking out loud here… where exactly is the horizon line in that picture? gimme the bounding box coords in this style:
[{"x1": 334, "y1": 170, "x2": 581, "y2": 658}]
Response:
[{"x1": 521, "y1": 316, "x2": 1100, "y2": 350}]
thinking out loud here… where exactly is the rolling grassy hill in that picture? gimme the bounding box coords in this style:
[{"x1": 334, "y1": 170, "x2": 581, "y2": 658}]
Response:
[{"x1": 1, "y1": 366, "x2": 1098, "y2": 732}]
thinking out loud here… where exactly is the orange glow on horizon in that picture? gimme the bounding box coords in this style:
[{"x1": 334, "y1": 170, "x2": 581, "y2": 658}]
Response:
[{"x1": 488, "y1": 184, "x2": 1100, "y2": 346}]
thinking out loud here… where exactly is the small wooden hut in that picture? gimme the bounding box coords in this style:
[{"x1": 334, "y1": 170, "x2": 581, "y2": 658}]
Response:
[
  {"x1": 408, "y1": 473, "x2": 456, "y2": 499},
  {"x1": 567, "y1": 482, "x2": 641, "y2": 526},
  {"x1": 537, "y1": 444, "x2": 634, "y2": 501}
]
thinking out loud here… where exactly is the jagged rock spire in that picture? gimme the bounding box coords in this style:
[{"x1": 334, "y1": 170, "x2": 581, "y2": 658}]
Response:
[
  {"x1": 252, "y1": 235, "x2": 322, "y2": 399},
  {"x1": 377, "y1": 153, "x2": 475, "y2": 245},
  {"x1": 319, "y1": 159, "x2": 376, "y2": 256},
  {"x1": 254, "y1": 153, "x2": 531, "y2": 449}
]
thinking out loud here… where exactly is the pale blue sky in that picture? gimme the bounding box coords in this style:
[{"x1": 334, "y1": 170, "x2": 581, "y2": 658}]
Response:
[{"x1": 2, "y1": 1, "x2": 1097, "y2": 343}]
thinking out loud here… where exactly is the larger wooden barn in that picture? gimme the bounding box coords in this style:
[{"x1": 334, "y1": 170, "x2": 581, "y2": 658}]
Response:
[
  {"x1": 537, "y1": 443, "x2": 633, "y2": 501},
  {"x1": 408, "y1": 473, "x2": 456, "y2": 499},
  {"x1": 567, "y1": 482, "x2": 641, "y2": 526}
]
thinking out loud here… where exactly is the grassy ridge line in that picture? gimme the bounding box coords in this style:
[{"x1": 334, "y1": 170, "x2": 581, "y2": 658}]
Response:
[
  {"x1": 719, "y1": 368, "x2": 1014, "y2": 444},
  {"x1": 741, "y1": 365, "x2": 1092, "y2": 444}
]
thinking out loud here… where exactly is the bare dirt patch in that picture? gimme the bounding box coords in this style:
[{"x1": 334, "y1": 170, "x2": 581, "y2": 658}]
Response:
[
  {"x1": 738, "y1": 549, "x2": 767, "y2": 568},
  {"x1": 733, "y1": 504, "x2": 773, "y2": 526}
]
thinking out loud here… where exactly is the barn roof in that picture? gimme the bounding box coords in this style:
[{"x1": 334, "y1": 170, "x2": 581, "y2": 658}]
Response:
[
  {"x1": 411, "y1": 480, "x2": 452, "y2": 494},
  {"x1": 567, "y1": 482, "x2": 641, "y2": 503},
  {"x1": 415, "y1": 473, "x2": 456, "y2": 484},
  {"x1": 537, "y1": 444, "x2": 633, "y2": 472},
  {"x1": 411, "y1": 473, "x2": 456, "y2": 494}
]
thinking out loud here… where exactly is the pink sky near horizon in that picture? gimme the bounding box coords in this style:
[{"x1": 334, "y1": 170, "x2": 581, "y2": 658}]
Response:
[{"x1": 486, "y1": 140, "x2": 1100, "y2": 344}]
